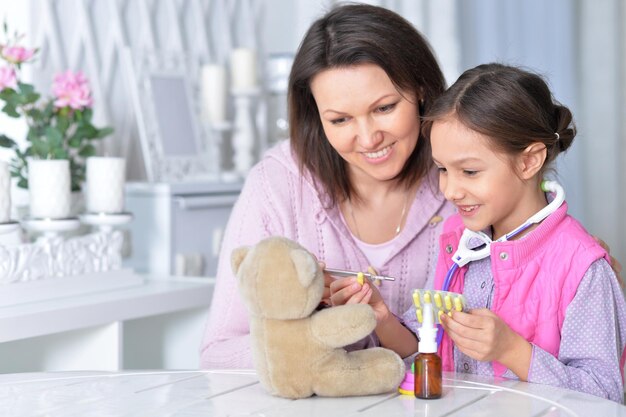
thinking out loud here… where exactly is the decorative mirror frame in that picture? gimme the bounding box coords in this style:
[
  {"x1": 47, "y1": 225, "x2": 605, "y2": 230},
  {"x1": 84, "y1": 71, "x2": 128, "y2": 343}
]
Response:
[{"x1": 123, "y1": 48, "x2": 215, "y2": 183}]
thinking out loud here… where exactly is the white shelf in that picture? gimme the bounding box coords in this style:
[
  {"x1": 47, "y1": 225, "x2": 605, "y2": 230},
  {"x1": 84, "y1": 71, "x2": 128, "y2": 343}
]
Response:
[
  {"x1": 0, "y1": 275, "x2": 214, "y2": 343},
  {"x1": 0, "y1": 269, "x2": 144, "y2": 308},
  {"x1": 0, "y1": 275, "x2": 215, "y2": 373}
]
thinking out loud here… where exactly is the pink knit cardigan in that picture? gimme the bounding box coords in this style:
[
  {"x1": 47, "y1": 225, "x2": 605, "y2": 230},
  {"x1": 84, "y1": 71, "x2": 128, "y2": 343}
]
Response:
[{"x1": 200, "y1": 141, "x2": 454, "y2": 368}]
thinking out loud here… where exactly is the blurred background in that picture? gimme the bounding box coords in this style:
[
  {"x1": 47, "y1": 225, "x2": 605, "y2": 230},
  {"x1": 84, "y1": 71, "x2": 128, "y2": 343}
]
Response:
[{"x1": 0, "y1": 0, "x2": 624, "y2": 264}]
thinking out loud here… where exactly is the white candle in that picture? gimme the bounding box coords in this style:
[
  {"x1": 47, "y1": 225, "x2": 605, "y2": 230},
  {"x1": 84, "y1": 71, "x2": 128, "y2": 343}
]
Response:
[
  {"x1": 0, "y1": 161, "x2": 10, "y2": 223},
  {"x1": 230, "y1": 48, "x2": 257, "y2": 91},
  {"x1": 28, "y1": 159, "x2": 71, "y2": 219},
  {"x1": 201, "y1": 64, "x2": 228, "y2": 124},
  {"x1": 86, "y1": 157, "x2": 126, "y2": 214}
]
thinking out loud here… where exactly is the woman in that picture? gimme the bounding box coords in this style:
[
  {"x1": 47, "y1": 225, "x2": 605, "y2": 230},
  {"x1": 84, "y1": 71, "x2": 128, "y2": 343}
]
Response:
[
  {"x1": 200, "y1": 3, "x2": 450, "y2": 368},
  {"x1": 199, "y1": 3, "x2": 621, "y2": 368}
]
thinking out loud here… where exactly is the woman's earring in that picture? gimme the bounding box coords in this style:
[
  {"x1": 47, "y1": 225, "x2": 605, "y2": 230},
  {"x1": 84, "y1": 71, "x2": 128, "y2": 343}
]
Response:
[{"x1": 418, "y1": 99, "x2": 425, "y2": 116}]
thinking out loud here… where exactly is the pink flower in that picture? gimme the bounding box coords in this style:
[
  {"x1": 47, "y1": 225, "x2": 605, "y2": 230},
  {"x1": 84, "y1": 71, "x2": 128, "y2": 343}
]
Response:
[
  {"x1": 52, "y1": 70, "x2": 93, "y2": 110},
  {"x1": 0, "y1": 66, "x2": 17, "y2": 90},
  {"x1": 1, "y1": 45, "x2": 35, "y2": 64}
]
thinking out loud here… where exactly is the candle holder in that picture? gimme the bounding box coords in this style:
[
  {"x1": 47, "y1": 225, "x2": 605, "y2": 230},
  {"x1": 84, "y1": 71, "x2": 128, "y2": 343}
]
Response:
[
  {"x1": 0, "y1": 209, "x2": 135, "y2": 282},
  {"x1": 21, "y1": 217, "x2": 81, "y2": 239},
  {"x1": 208, "y1": 121, "x2": 235, "y2": 182},
  {"x1": 19, "y1": 217, "x2": 81, "y2": 279},
  {"x1": 231, "y1": 87, "x2": 261, "y2": 177},
  {"x1": 80, "y1": 212, "x2": 133, "y2": 233},
  {"x1": 0, "y1": 212, "x2": 141, "y2": 306}
]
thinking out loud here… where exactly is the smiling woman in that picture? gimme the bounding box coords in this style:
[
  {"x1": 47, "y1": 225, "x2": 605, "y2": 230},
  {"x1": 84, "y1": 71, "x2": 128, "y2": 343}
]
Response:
[{"x1": 200, "y1": 3, "x2": 455, "y2": 369}]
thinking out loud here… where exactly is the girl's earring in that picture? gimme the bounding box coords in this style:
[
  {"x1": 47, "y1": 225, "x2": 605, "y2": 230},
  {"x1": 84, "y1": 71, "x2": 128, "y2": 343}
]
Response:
[{"x1": 418, "y1": 99, "x2": 425, "y2": 116}]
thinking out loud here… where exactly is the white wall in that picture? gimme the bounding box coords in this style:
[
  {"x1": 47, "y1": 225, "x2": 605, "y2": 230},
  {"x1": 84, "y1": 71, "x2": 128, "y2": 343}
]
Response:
[
  {"x1": 455, "y1": 0, "x2": 624, "y2": 263},
  {"x1": 577, "y1": 0, "x2": 624, "y2": 264}
]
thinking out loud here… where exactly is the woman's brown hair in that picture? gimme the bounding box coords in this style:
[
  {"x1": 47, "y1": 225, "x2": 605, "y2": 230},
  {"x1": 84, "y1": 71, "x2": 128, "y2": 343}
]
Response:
[
  {"x1": 288, "y1": 3, "x2": 446, "y2": 205},
  {"x1": 422, "y1": 63, "x2": 575, "y2": 175}
]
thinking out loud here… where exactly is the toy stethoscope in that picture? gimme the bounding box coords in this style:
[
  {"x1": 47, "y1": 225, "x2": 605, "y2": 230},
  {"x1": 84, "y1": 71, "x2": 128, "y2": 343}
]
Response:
[{"x1": 436, "y1": 180, "x2": 565, "y2": 344}]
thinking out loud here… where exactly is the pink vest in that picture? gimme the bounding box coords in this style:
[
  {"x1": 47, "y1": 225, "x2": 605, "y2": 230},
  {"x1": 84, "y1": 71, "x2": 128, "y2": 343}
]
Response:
[{"x1": 433, "y1": 202, "x2": 617, "y2": 377}]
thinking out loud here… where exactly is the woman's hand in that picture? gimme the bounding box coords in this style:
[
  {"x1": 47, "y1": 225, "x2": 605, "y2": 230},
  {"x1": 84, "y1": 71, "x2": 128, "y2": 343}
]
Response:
[
  {"x1": 328, "y1": 272, "x2": 389, "y2": 323},
  {"x1": 440, "y1": 308, "x2": 531, "y2": 380},
  {"x1": 318, "y1": 261, "x2": 333, "y2": 306}
]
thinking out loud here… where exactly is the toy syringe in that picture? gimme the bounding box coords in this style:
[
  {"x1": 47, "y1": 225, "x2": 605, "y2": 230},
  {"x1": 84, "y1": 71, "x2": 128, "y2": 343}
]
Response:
[{"x1": 324, "y1": 268, "x2": 396, "y2": 281}]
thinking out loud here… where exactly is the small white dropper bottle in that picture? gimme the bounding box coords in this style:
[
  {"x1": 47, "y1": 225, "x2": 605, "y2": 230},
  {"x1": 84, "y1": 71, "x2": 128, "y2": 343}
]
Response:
[{"x1": 414, "y1": 302, "x2": 442, "y2": 399}]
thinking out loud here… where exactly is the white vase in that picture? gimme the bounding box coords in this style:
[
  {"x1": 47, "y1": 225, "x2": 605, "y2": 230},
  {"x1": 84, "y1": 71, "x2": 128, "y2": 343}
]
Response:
[
  {"x1": 28, "y1": 159, "x2": 71, "y2": 219},
  {"x1": 85, "y1": 157, "x2": 126, "y2": 214},
  {"x1": 0, "y1": 161, "x2": 10, "y2": 223}
]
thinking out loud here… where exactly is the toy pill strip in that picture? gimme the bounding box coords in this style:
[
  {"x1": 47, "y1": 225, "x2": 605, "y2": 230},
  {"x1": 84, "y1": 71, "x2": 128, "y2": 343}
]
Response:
[
  {"x1": 324, "y1": 268, "x2": 396, "y2": 283},
  {"x1": 412, "y1": 289, "x2": 467, "y2": 324}
]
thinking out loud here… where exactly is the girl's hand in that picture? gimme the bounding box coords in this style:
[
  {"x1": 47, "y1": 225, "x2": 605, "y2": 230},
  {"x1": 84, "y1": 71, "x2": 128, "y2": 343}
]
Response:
[{"x1": 440, "y1": 308, "x2": 531, "y2": 379}]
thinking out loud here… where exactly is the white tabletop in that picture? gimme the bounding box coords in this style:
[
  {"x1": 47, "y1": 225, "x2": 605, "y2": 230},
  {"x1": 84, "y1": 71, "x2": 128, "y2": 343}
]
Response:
[{"x1": 1, "y1": 370, "x2": 624, "y2": 417}]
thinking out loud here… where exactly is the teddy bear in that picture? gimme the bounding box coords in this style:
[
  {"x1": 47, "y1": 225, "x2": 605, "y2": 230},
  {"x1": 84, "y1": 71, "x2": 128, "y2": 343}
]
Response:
[{"x1": 231, "y1": 236, "x2": 405, "y2": 399}]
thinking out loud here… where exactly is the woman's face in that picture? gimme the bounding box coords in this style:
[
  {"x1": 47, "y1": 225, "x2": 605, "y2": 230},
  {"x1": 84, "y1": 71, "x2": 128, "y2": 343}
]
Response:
[{"x1": 310, "y1": 64, "x2": 420, "y2": 183}]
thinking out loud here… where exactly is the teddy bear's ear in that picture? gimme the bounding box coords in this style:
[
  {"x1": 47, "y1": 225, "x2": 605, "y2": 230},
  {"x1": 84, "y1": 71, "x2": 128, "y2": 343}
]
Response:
[
  {"x1": 231, "y1": 246, "x2": 250, "y2": 275},
  {"x1": 290, "y1": 248, "x2": 318, "y2": 287}
]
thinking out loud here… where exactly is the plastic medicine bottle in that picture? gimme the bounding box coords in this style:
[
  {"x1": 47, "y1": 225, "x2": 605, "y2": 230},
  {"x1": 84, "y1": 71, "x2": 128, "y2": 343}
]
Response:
[{"x1": 414, "y1": 302, "x2": 442, "y2": 399}]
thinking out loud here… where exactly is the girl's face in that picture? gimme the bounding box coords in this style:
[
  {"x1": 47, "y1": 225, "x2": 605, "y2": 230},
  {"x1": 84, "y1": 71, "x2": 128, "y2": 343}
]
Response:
[
  {"x1": 310, "y1": 64, "x2": 420, "y2": 184},
  {"x1": 430, "y1": 116, "x2": 539, "y2": 239}
]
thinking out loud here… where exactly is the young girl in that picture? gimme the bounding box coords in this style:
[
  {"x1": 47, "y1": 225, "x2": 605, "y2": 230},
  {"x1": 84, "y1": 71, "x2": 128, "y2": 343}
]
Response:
[{"x1": 420, "y1": 63, "x2": 626, "y2": 402}]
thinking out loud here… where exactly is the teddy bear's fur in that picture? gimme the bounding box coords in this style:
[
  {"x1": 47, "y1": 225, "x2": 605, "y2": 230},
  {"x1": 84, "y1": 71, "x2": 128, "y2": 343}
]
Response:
[{"x1": 232, "y1": 236, "x2": 405, "y2": 398}]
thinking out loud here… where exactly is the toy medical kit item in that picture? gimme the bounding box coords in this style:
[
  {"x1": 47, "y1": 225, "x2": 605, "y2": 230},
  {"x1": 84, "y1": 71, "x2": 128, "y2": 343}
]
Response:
[
  {"x1": 412, "y1": 289, "x2": 466, "y2": 324},
  {"x1": 414, "y1": 302, "x2": 442, "y2": 399},
  {"x1": 398, "y1": 363, "x2": 415, "y2": 396},
  {"x1": 324, "y1": 268, "x2": 396, "y2": 282}
]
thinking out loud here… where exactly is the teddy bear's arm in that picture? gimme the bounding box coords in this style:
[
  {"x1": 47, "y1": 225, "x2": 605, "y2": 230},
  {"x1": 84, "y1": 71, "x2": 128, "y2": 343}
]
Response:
[{"x1": 310, "y1": 304, "x2": 376, "y2": 348}]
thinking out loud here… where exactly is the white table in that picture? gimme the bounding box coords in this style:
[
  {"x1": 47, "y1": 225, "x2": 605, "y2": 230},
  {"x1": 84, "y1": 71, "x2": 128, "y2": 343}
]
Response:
[{"x1": 1, "y1": 370, "x2": 624, "y2": 416}]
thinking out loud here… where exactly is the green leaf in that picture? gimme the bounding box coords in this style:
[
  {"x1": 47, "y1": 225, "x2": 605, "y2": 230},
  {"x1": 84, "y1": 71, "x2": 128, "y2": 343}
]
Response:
[
  {"x1": 27, "y1": 127, "x2": 42, "y2": 142},
  {"x1": 23, "y1": 92, "x2": 40, "y2": 105},
  {"x1": 78, "y1": 144, "x2": 96, "y2": 157},
  {"x1": 76, "y1": 124, "x2": 98, "y2": 139},
  {"x1": 56, "y1": 113, "x2": 70, "y2": 134},
  {"x1": 17, "y1": 82, "x2": 35, "y2": 96},
  {"x1": 45, "y1": 126, "x2": 63, "y2": 148},
  {"x1": 43, "y1": 101, "x2": 55, "y2": 118},
  {"x1": 96, "y1": 126, "x2": 114, "y2": 138},
  {"x1": 52, "y1": 148, "x2": 69, "y2": 159},
  {"x1": 82, "y1": 108, "x2": 93, "y2": 122},
  {"x1": 2, "y1": 102, "x2": 19, "y2": 117},
  {"x1": 68, "y1": 137, "x2": 82, "y2": 148},
  {"x1": 0, "y1": 134, "x2": 16, "y2": 148},
  {"x1": 26, "y1": 107, "x2": 42, "y2": 120},
  {"x1": 31, "y1": 138, "x2": 50, "y2": 158},
  {"x1": 85, "y1": 124, "x2": 99, "y2": 139},
  {"x1": 0, "y1": 88, "x2": 17, "y2": 101},
  {"x1": 17, "y1": 178, "x2": 28, "y2": 189}
]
